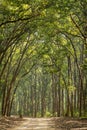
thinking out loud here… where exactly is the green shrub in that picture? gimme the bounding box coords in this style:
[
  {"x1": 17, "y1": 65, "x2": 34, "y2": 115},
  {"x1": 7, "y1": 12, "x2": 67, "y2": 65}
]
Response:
[{"x1": 45, "y1": 111, "x2": 52, "y2": 117}]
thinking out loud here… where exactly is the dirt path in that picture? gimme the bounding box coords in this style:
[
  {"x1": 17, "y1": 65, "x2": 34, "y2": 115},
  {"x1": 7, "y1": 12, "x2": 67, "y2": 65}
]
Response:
[
  {"x1": 8, "y1": 118, "x2": 56, "y2": 130},
  {"x1": 1, "y1": 117, "x2": 87, "y2": 130}
]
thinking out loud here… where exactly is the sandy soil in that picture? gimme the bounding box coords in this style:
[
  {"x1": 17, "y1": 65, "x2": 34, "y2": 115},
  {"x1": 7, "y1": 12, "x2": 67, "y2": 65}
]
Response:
[{"x1": 0, "y1": 116, "x2": 87, "y2": 130}]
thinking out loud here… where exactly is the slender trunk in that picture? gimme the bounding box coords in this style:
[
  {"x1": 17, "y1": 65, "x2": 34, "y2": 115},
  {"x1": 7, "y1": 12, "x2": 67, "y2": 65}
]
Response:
[
  {"x1": 61, "y1": 89, "x2": 64, "y2": 116},
  {"x1": 57, "y1": 73, "x2": 60, "y2": 116},
  {"x1": 52, "y1": 73, "x2": 55, "y2": 116},
  {"x1": 34, "y1": 68, "x2": 37, "y2": 117}
]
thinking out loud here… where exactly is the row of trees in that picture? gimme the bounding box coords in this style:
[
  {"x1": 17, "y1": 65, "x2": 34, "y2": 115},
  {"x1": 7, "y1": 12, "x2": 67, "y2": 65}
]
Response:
[{"x1": 0, "y1": 0, "x2": 87, "y2": 117}]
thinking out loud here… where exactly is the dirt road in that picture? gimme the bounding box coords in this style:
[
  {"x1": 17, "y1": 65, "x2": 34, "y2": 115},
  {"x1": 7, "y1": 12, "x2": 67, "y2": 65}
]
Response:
[
  {"x1": 7, "y1": 117, "x2": 87, "y2": 130},
  {"x1": 8, "y1": 118, "x2": 56, "y2": 130}
]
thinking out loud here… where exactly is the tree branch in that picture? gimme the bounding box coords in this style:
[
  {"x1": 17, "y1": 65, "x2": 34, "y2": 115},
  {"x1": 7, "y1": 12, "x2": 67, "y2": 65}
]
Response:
[
  {"x1": 70, "y1": 14, "x2": 85, "y2": 38},
  {"x1": 0, "y1": 13, "x2": 40, "y2": 27}
]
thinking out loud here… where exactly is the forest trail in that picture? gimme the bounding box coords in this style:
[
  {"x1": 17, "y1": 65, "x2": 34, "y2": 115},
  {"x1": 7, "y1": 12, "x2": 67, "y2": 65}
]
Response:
[
  {"x1": 7, "y1": 117, "x2": 87, "y2": 130},
  {"x1": 8, "y1": 118, "x2": 56, "y2": 130}
]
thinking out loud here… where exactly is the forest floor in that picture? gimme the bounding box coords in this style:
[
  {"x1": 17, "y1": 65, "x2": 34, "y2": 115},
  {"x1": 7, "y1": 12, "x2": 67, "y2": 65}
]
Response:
[{"x1": 0, "y1": 116, "x2": 87, "y2": 130}]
